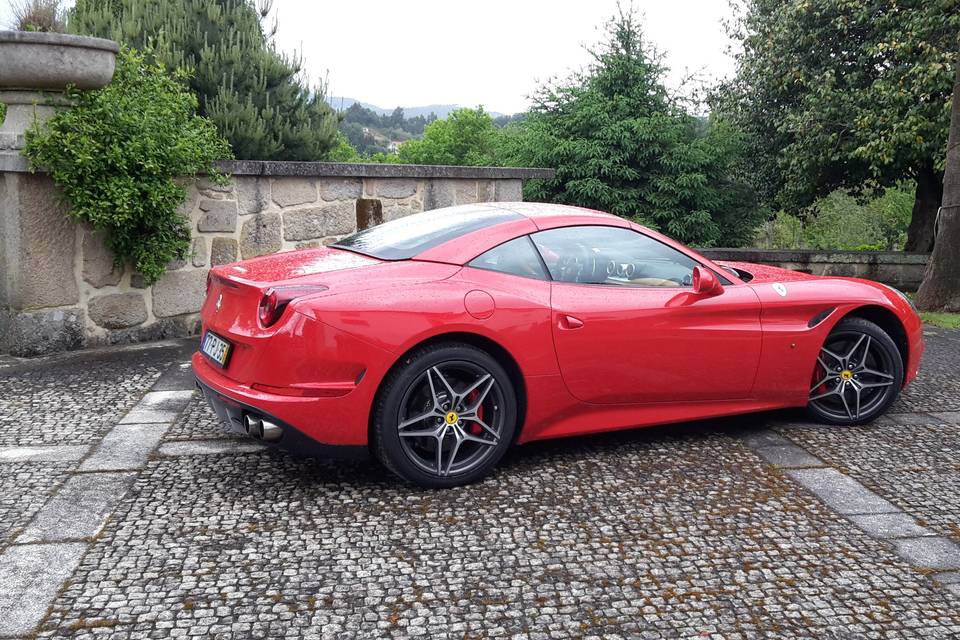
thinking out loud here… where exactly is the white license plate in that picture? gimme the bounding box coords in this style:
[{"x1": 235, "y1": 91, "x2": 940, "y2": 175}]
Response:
[{"x1": 201, "y1": 331, "x2": 232, "y2": 367}]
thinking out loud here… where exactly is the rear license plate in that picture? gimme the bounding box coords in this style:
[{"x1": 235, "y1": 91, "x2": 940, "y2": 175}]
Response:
[{"x1": 201, "y1": 331, "x2": 232, "y2": 368}]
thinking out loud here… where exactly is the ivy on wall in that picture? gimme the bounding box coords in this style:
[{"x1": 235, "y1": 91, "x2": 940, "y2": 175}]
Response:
[{"x1": 24, "y1": 47, "x2": 231, "y2": 284}]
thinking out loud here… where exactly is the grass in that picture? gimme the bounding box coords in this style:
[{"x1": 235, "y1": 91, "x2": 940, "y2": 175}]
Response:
[{"x1": 919, "y1": 311, "x2": 960, "y2": 330}]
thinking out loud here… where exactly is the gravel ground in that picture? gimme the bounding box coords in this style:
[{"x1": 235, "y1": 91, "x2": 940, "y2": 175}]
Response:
[
  {"x1": 163, "y1": 394, "x2": 244, "y2": 442},
  {"x1": 0, "y1": 461, "x2": 73, "y2": 548},
  {"x1": 37, "y1": 435, "x2": 960, "y2": 638},
  {"x1": 0, "y1": 348, "x2": 169, "y2": 447},
  {"x1": 3, "y1": 330, "x2": 960, "y2": 639}
]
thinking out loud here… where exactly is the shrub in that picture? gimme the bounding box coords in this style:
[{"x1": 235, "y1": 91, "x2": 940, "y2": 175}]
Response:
[
  {"x1": 10, "y1": 0, "x2": 65, "y2": 32},
  {"x1": 24, "y1": 47, "x2": 231, "y2": 284},
  {"x1": 752, "y1": 185, "x2": 913, "y2": 250}
]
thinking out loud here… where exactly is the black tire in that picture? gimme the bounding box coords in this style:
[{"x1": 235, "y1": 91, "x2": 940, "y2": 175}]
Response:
[
  {"x1": 372, "y1": 342, "x2": 518, "y2": 488},
  {"x1": 807, "y1": 317, "x2": 904, "y2": 425}
]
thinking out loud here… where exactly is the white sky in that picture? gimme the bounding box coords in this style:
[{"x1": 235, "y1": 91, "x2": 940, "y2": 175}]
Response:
[
  {"x1": 1, "y1": 0, "x2": 739, "y2": 115},
  {"x1": 274, "y1": 0, "x2": 738, "y2": 114}
]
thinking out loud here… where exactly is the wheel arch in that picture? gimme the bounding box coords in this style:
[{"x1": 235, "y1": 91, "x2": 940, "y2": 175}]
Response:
[
  {"x1": 368, "y1": 331, "x2": 529, "y2": 446},
  {"x1": 840, "y1": 304, "x2": 909, "y2": 371}
]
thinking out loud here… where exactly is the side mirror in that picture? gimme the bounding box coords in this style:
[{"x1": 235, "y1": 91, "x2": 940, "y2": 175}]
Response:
[{"x1": 692, "y1": 266, "x2": 723, "y2": 296}]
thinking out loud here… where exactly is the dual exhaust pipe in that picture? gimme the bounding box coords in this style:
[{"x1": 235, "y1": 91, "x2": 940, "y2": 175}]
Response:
[{"x1": 243, "y1": 414, "x2": 282, "y2": 442}]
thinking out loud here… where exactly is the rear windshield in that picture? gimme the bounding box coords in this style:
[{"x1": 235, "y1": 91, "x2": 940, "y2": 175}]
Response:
[{"x1": 333, "y1": 207, "x2": 522, "y2": 260}]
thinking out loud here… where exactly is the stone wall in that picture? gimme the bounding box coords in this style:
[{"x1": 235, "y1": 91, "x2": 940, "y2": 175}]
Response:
[
  {"x1": 0, "y1": 160, "x2": 552, "y2": 356},
  {"x1": 702, "y1": 248, "x2": 930, "y2": 291}
]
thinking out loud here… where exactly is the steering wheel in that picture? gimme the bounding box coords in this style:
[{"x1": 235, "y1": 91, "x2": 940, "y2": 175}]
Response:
[{"x1": 556, "y1": 244, "x2": 596, "y2": 283}]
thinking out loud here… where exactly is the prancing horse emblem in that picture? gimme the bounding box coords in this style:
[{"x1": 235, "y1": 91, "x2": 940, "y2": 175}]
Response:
[{"x1": 215, "y1": 293, "x2": 223, "y2": 312}]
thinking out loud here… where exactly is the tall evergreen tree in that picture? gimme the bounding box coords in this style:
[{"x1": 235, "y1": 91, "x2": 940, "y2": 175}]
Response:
[
  {"x1": 499, "y1": 8, "x2": 762, "y2": 247},
  {"x1": 70, "y1": 0, "x2": 340, "y2": 161}
]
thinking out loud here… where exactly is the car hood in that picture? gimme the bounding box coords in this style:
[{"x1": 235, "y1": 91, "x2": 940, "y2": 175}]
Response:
[{"x1": 715, "y1": 260, "x2": 820, "y2": 284}]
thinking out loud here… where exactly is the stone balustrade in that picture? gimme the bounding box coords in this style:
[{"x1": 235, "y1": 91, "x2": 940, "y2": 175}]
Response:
[
  {"x1": 701, "y1": 248, "x2": 930, "y2": 292},
  {"x1": 0, "y1": 162, "x2": 552, "y2": 356}
]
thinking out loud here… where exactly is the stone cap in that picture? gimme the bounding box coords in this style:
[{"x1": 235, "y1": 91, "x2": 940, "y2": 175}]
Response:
[
  {"x1": 702, "y1": 248, "x2": 931, "y2": 264},
  {"x1": 216, "y1": 160, "x2": 555, "y2": 180},
  {"x1": 0, "y1": 31, "x2": 119, "y2": 52}
]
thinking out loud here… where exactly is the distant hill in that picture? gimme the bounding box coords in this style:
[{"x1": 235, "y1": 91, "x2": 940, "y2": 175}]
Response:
[{"x1": 327, "y1": 96, "x2": 505, "y2": 120}]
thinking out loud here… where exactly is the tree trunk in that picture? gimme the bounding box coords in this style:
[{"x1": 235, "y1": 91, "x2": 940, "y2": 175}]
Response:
[
  {"x1": 915, "y1": 55, "x2": 960, "y2": 311},
  {"x1": 903, "y1": 162, "x2": 943, "y2": 253}
]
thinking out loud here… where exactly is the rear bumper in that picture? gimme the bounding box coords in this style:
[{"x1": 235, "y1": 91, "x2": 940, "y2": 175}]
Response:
[{"x1": 193, "y1": 353, "x2": 369, "y2": 459}]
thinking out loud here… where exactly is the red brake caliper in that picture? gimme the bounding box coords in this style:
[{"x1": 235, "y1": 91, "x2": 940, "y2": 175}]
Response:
[{"x1": 466, "y1": 390, "x2": 484, "y2": 435}]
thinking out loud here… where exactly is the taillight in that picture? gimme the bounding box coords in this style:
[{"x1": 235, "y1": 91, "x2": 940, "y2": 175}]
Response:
[
  {"x1": 206, "y1": 271, "x2": 213, "y2": 294},
  {"x1": 258, "y1": 285, "x2": 328, "y2": 327}
]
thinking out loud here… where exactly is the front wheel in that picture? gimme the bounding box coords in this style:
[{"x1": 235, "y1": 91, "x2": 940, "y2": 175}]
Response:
[
  {"x1": 807, "y1": 317, "x2": 904, "y2": 425},
  {"x1": 372, "y1": 343, "x2": 517, "y2": 488}
]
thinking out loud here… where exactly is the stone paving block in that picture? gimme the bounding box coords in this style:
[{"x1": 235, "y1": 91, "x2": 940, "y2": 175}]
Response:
[
  {"x1": 158, "y1": 440, "x2": 267, "y2": 456},
  {"x1": 929, "y1": 411, "x2": 960, "y2": 424},
  {"x1": 878, "y1": 412, "x2": 937, "y2": 425},
  {"x1": 848, "y1": 513, "x2": 933, "y2": 539},
  {"x1": 119, "y1": 390, "x2": 194, "y2": 424},
  {"x1": 894, "y1": 537, "x2": 960, "y2": 571},
  {"x1": 932, "y1": 570, "x2": 960, "y2": 584},
  {"x1": 17, "y1": 472, "x2": 135, "y2": 543},
  {"x1": 0, "y1": 444, "x2": 89, "y2": 463},
  {"x1": 786, "y1": 468, "x2": 900, "y2": 515},
  {"x1": 151, "y1": 362, "x2": 198, "y2": 392},
  {"x1": 0, "y1": 542, "x2": 87, "y2": 636},
  {"x1": 736, "y1": 429, "x2": 793, "y2": 449},
  {"x1": 752, "y1": 444, "x2": 825, "y2": 468},
  {"x1": 80, "y1": 423, "x2": 170, "y2": 471}
]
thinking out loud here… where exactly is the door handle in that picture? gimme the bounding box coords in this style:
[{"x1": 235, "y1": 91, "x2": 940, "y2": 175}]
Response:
[{"x1": 558, "y1": 314, "x2": 584, "y2": 330}]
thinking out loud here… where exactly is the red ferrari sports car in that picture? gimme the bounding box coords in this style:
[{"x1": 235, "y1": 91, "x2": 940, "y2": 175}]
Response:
[{"x1": 194, "y1": 202, "x2": 923, "y2": 487}]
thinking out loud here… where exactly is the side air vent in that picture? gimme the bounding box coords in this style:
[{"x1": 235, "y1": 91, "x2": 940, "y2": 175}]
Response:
[{"x1": 808, "y1": 307, "x2": 836, "y2": 328}]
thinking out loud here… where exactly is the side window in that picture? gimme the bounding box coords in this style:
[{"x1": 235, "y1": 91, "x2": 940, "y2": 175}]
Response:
[
  {"x1": 468, "y1": 237, "x2": 548, "y2": 280},
  {"x1": 531, "y1": 225, "x2": 698, "y2": 287}
]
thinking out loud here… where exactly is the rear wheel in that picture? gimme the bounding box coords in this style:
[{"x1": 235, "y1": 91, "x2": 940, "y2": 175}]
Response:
[
  {"x1": 372, "y1": 343, "x2": 517, "y2": 488},
  {"x1": 807, "y1": 317, "x2": 903, "y2": 425}
]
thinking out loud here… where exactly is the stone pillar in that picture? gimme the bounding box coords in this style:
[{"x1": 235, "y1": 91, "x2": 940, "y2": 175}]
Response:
[{"x1": 0, "y1": 32, "x2": 118, "y2": 355}]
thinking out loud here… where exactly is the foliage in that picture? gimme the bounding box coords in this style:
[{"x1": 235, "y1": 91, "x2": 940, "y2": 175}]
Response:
[
  {"x1": 918, "y1": 311, "x2": 960, "y2": 330},
  {"x1": 10, "y1": 0, "x2": 65, "y2": 31},
  {"x1": 715, "y1": 0, "x2": 959, "y2": 247},
  {"x1": 70, "y1": 0, "x2": 340, "y2": 161},
  {"x1": 337, "y1": 102, "x2": 437, "y2": 156},
  {"x1": 24, "y1": 47, "x2": 231, "y2": 284},
  {"x1": 753, "y1": 185, "x2": 913, "y2": 250},
  {"x1": 325, "y1": 131, "x2": 361, "y2": 162},
  {"x1": 495, "y1": 7, "x2": 763, "y2": 247},
  {"x1": 395, "y1": 108, "x2": 500, "y2": 166}
]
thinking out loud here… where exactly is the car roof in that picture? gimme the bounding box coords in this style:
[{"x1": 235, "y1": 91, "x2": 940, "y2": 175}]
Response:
[{"x1": 413, "y1": 202, "x2": 630, "y2": 264}]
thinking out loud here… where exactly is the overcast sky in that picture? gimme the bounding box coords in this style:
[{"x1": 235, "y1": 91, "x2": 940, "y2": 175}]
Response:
[
  {"x1": 1, "y1": 0, "x2": 739, "y2": 115},
  {"x1": 275, "y1": 0, "x2": 739, "y2": 114}
]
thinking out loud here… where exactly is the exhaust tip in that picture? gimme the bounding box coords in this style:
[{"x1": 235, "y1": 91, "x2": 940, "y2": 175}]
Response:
[
  {"x1": 243, "y1": 414, "x2": 262, "y2": 438},
  {"x1": 260, "y1": 419, "x2": 282, "y2": 442}
]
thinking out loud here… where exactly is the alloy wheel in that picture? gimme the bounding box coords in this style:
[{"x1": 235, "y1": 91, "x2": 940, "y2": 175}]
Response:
[
  {"x1": 809, "y1": 330, "x2": 897, "y2": 422},
  {"x1": 396, "y1": 361, "x2": 504, "y2": 477}
]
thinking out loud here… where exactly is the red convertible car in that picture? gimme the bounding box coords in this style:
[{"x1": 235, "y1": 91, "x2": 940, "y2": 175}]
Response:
[{"x1": 194, "y1": 202, "x2": 923, "y2": 487}]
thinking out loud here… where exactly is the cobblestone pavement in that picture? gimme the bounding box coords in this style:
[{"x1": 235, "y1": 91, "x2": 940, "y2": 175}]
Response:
[{"x1": 1, "y1": 330, "x2": 959, "y2": 639}]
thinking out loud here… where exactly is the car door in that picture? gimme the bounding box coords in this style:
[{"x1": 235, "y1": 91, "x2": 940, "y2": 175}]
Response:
[{"x1": 531, "y1": 225, "x2": 763, "y2": 405}]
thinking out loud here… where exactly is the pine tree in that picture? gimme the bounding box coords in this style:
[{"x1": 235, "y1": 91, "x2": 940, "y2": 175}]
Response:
[{"x1": 70, "y1": 0, "x2": 340, "y2": 161}]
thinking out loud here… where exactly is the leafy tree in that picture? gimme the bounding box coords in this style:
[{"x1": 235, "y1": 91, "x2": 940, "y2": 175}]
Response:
[
  {"x1": 716, "y1": 0, "x2": 959, "y2": 251},
  {"x1": 24, "y1": 47, "x2": 230, "y2": 284},
  {"x1": 916, "y1": 56, "x2": 960, "y2": 311},
  {"x1": 395, "y1": 107, "x2": 500, "y2": 166},
  {"x1": 498, "y1": 8, "x2": 762, "y2": 247},
  {"x1": 70, "y1": 0, "x2": 340, "y2": 161}
]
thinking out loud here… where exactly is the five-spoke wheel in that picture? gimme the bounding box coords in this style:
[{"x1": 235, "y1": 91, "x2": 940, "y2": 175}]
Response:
[
  {"x1": 808, "y1": 317, "x2": 903, "y2": 425},
  {"x1": 372, "y1": 343, "x2": 517, "y2": 487}
]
